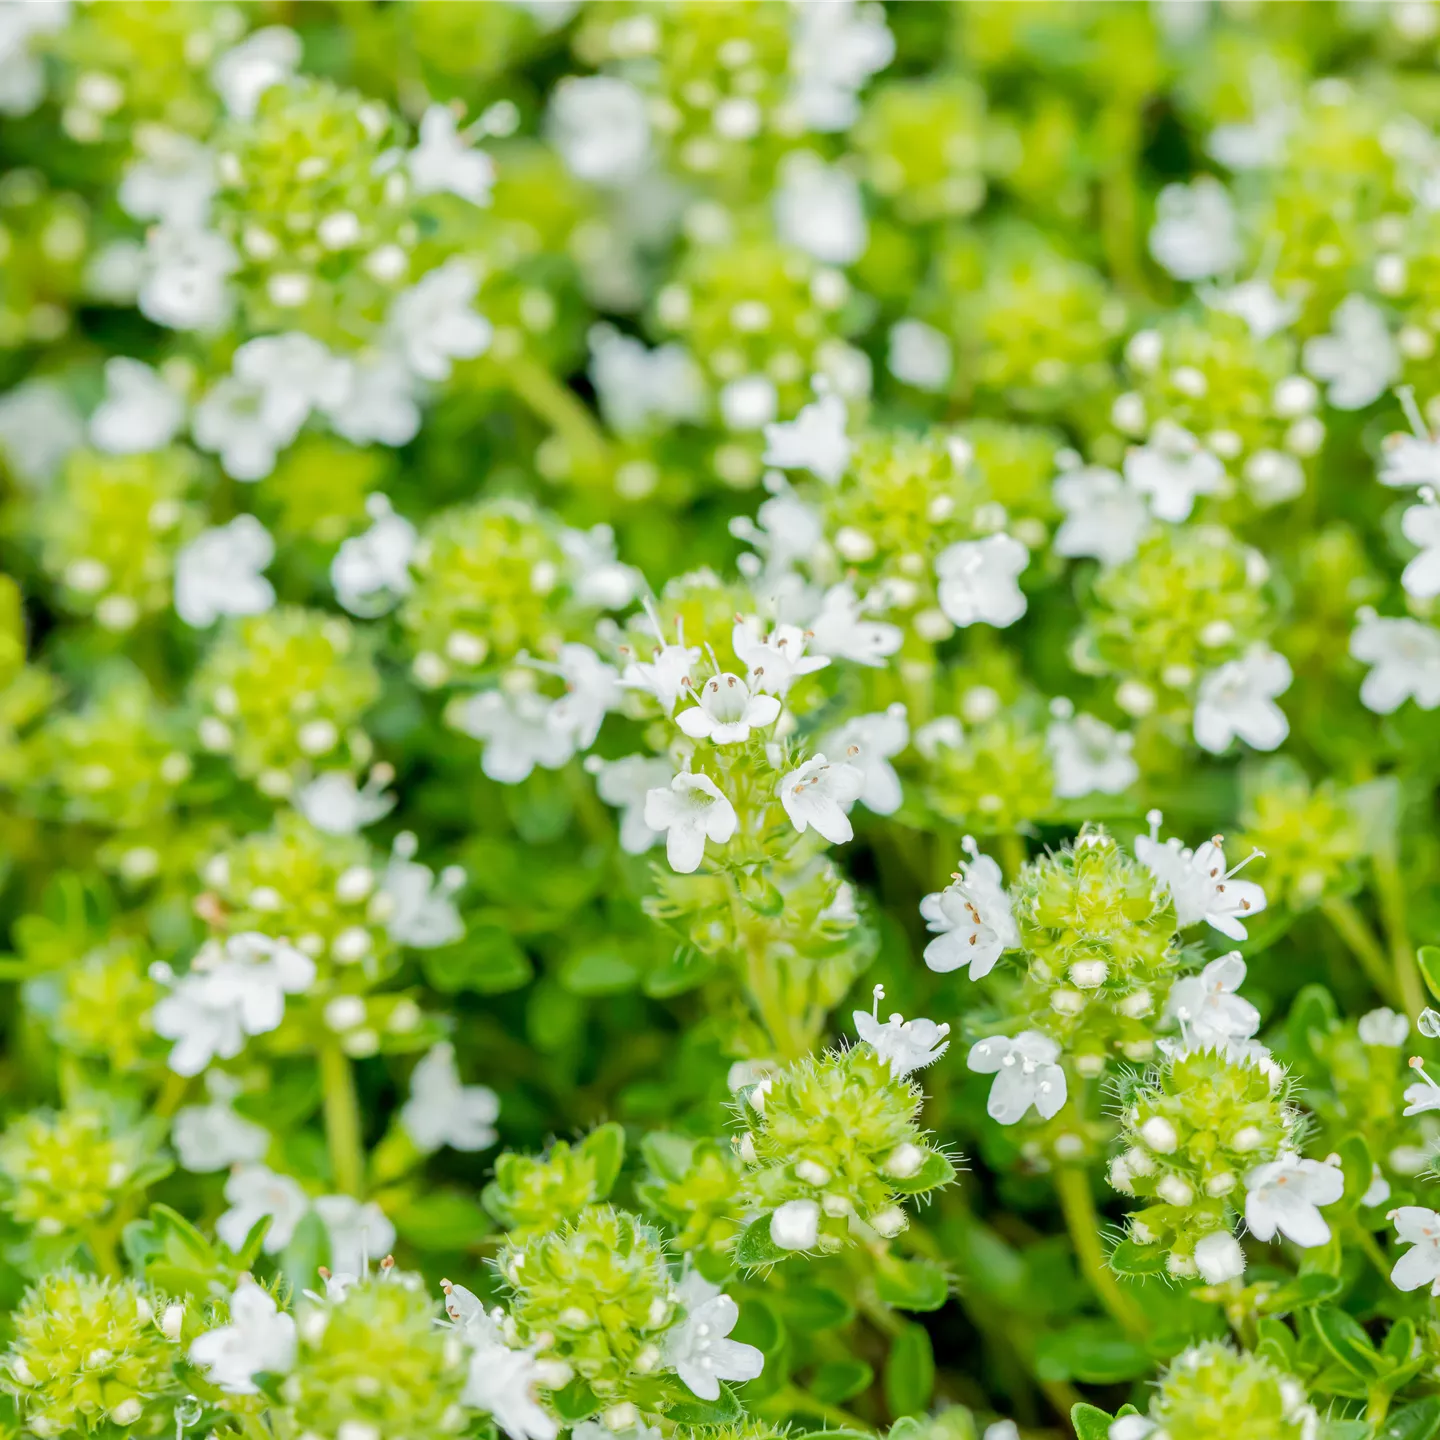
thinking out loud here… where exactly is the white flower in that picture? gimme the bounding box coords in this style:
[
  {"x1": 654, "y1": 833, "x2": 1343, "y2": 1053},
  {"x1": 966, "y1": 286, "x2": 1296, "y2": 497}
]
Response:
[
  {"x1": 661, "y1": 1283, "x2": 765, "y2": 1402},
  {"x1": 172, "y1": 1087, "x2": 269, "y2": 1173},
  {"x1": 216, "y1": 1164, "x2": 310, "y2": 1255},
  {"x1": 587, "y1": 754, "x2": 672, "y2": 855},
  {"x1": 934, "y1": 534, "x2": 1029, "y2": 628},
  {"x1": 332, "y1": 494, "x2": 417, "y2": 617},
  {"x1": 807, "y1": 582, "x2": 903, "y2": 667},
  {"x1": 887, "y1": 319, "x2": 952, "y2": 393},
  {"x1": 388, "y1": 259, "x2": 492, "y2": 381},
  {"x1": 191, "y1": 378, "x2": 287, "y2": 481},
  {"x1": 1404, "y1": 1057, "x2": 1440, "y2": 1116},
  {"x1": 732, "y1": 619, "x2": 830, "y2": 696},
  {"x1": 1244, "y1": 1152, "x2": 1343, "y2": 1247},
  {"x1": 643, "y1": 773, "x2": 739, "y2": 874},
  {"x1": 1135, "y1": 814, "x2": 1269, "y2": 941},
  {"x1": 543, "y1": 644, "x2": 621, "y2": 752},
  {"x1": 233, "y1": 332, "x2": 354, "y2": 438},
  {"x1": 0, "y1": 379, "x2": 84, "y2": 487},
  {"x1": 323, "y1": 353, "x2": 422, "y2": 447},
  {"x1": 1166, "y1": 952, "x2": 1260, "y2": 1046},
  {"x1": 1303, "y1": 295, "x2": 1398, "y2": 410},
  {"x1": 720, "y1": 375, "x2": 778, "y2": 432},
  {"x1": 769, "y1": 1198, "x2": 821, "y2": 1251},
  {"x1": 1358, "y1": 1008, "x2": 1409, "y2": 1047},
  {"x1": 1379, "y1": 433, "x2": 1440, "y2": 490},
  {"x1": 138, "y1": 224, "x2": 238, "y2": 331},
  {"x1": 676, "y1": 672, "x2": 780, "y2": 745},
  {"x1": 119, "y1": 127, "x2": 216, "y2": 227},
  {"x1": 825, "y1": 704, "x2": 908, "y2": 816},
  {"x1": 452, "y1": 689, "x2": 575, "y2": 784},
  {"x1": 920, "y1": 842, "x2": 1019, "y2": 979},
  {"x1": 1053, "y1": 465, "x2": 1149, "y2": 566},
  {"x1": 1123, "y1": 422, "x2": 1226, "y2": 523},
  {"x1": 1193, "y1": 646, "x2": 1292, "y2": 753},
  {"x1": 787, "y1": 0, "x2": 894, "y2": 132},
  {"x1": 1201, "y1": 279, "x2": 1299, "y2": 340},
  {"x1": 400, "y1": 1042, "x2": 500, "y2": 1152},
  {"x1": 588, "y1": 324, "x2": 706, "y2": 437},
  {"x1": 380, "y1": 832, "x2": 466, "y2": 949},
  {"x1": 621, "y1": 602, "x2": 701, "y2": 712},
  {"x1": 1350, "y1": 613, "x2": 1440, "y2": 713},
  {"x1": 462, "y1": 1337, "x2": 563, "y2": 1440},
  {"x1": 1390, "y1": 1207, "x2": 1440, "y2": 1295},
  {"x1": 762, "y1": 393, "x2": 852, "y2": 485},
  {"x1": 559, "y1": 525, "x2": 642, "y2": 611},
  {"x1": 89, "y1": 357, "x2": 186, "y2": 454},
  {"x1": 174, "y1": 516, "x2": 276, "y2": 627},
  {"x1": 853, "y1": 991, "x2": 950, "y2": 1080},
  {"x1": 778, "y1": 754, "x2": 865, "y2": 845},
  {"x1": 211, "y1": 26, "x2": 301, "y2": 119},
  {"x1": 409, "y1": 104, "x2": 495, "y2": 204},
  {"x1": 151, "y1": 933, "x2": 316, "y2": 1076},
  {"x1": 189, "y1": 1281, "x2": 296, "y2": 1395},
  {"x1": 967, "y1": 1032, "x2": 1067, "y2": 1126},
  {"x1": 315, "y1": 1194, "x2": 396, "y2": 1275},
  {"x1": 0, "y1": 1, "x2": 67, "y2": 117},
  {"x1": 1401, "y1": 501, "x2": 1440, "y2": 598},
  {"x1": 1208, "y1": 105, "x2": 1294, "y2": 170},
  {"x1": 1148, "y1": 177, "x2": 1241, "y2": 281},
  {"x1": 295, "y1": 770, "x2": 396, "y2": 835},
  {"x1": 1362, "y1": 1166, "x2": 1392, "y2": 1209},
  {"x1": 1108, "y1": 1419, "x2": 1157, "y2": 1440},
  {"x1": 546, "y1": 76, "x2": 651, "y2": 186},
  {"x1": 1193, "y1": 1230, "x2": 1246, "y2": 1284},
  {"x1": 1046, "y1": 712, "x2": 1138, "y2": 798},
  {"x1": 773, "y1": 151, "x2": 867, "y2": 265}
]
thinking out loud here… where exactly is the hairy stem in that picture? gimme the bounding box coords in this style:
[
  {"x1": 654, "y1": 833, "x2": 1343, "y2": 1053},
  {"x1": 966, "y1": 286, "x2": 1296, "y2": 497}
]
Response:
[
  {"x1": 1321, "y1": 895, "x2": 1400, "y2": 1005},
  {"x1": 1053, "y1": 1164, "x2": 1147, "y2": 1339},
  {"x1": 319, "y1": 1041, "x2": 365, "y2": 1197}
]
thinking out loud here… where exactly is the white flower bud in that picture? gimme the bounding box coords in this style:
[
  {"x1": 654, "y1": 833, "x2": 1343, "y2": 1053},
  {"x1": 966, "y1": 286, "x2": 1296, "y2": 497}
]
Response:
[
  {"x1": 1140, "y1": 1116, "x2": 1178, "y2": 1154},
  {"x1": 770, "y1": 1198, "x2": 820, "y2": 1251},
  {"x1": 110, "y1": 1399, "x2": 143, "y2": 1426},
  {"x1": 794, "y1": 1159, "x2": 830, "y2": 1186},
  {"x1": 160, "y1": 1303, "x2": 185, "y2": 1340},
  {"x1": 1204, "y1": 1171, "x2": 1236, "y2": 1197},
  {"x1": 1193, "y1": 1230, "x2": 1245, "y2": 1284},
  {"x1": 871, "y1": 1206, "x2": 907, "y2": 1238},
  {"x1": 883, "y1": 1142, "x2": 926, "y2": 1179},
  {"x1": 1156, "y1": 1174, "x2": 1194, "y2": 1207},
  {"x1": 1231, "y1": 1125, "x2": 1264, "y2": 1152}
]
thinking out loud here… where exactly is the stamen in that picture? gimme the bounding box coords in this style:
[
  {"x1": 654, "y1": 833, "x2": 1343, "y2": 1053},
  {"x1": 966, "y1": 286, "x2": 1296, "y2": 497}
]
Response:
[
  {"x1": 1399, "y1": 384, "x2": 1431, "y2": 441},
  {"x1": 872, "y1": 983, "x2": 884, "y2": 1018}
]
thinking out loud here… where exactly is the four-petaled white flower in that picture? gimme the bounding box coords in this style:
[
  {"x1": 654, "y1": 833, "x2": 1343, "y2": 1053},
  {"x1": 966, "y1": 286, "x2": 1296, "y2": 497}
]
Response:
[
  {"x1": 216, "y1": 1164, "x2": 310, "y2": 1255},
  {"x1": 89, "y1": 357, "x2": 186, "y2": 453},
  {"x1": 1193, "y1": 646, "x2": 1292, "y2": 753},
  {"x1": 1244, "y1": 1152, "x2": 1343, "y2": 1247},
  {"x1": 1165, "y1": 952, "x2": 1261, "y2": 1046},
  {"x1": 172, "y1": 1077, "x2": 269, "y2": 1173},
  {"x1": 295, "y1": 769, "x2": 396, "y2": 835},
  {"x1": 332, "y1": 494, "x2": 417, "y2": 616},
  {"x1": 1052, "y1": 465, "x2": 1149, "y2": 566},
  {"x1": 662, "y1": 1274, "x2": 765, "y2": 1402},
  {"x1": 1135, "y1": 813, "x2": 1269, "y2": 941},
  {"x1": 463, "y1": 1336, "x2": 565, "y2": 1440},
  {"x1": 732, "y1": 619, "x2": 830, "y2": 696},
  {"x1": 677, "y1": 672, "x2": 781, "y2": 745},
  {"x1": 138, "y1": 223, "x2": 238, "y2": 332},
  {"x1": 1148, "y1": 176, "x2": 1241, "y2": 281},
  {"x1": 189, "y1": 1280, "x2": 296, "y2": 1395},
  {"x1": 824, "y1": 704, "x2": 909, "y2": 815},
  {"x1": 314, "y1": 1194, "x2": 397, "y2": 1275},
  {"x1": 560, "y1": 524, "x2": 643, "y2": 611},
  {"x1": 542, "y1": 643, "x2": 621, "y2": 752},
  {"x1": 762, "y1": 393, "x2": 852, "y2": 485},
  {"x1": 546, "y1": 75, "x2": 651, "y2": 187},
  {"x1": 854, "y1": 988, "x2": 950, "y2": 1080},
  {"x1": 807, "y1": 582, "x2": 903, "y2": 667},
  {"x1": 934, "y1": 535, "x2": 1029, "y2": 629},
  {"x1": 324, "y1": 353, "x2": 421, "y2": 447},
  {"x1": 452, "y1": 689, "x2": 575, "y2": 784},
  {"x1": 920, "y1": 841, "x2": 1019, "y2": 979},
  {"x1": 233, "y1": 331, "x2": 354, "y2": 439},
  {"x1": 1303, "y1": 295, "x2": 1399, "y2": 411},
  {"x1": 1390, "y1": 1206, "x2": 1440, "y2": 1295},
  {"x1": 380, "y1": 831, "x2": 466, "y2": 949},
  {"x1": 587, "y1": 754, "x2": 672, "y2": 854},
  {"x1": 1401, "y1": 500, "x2": 1440, "y2": 598},
  {"x1": 644, "y1": 773, "x2": 739, "y2": 874},
  {"x1": 401, "y1": 1041, "x2": 501, "y2": 1153},
  {"x1": 1124, "y1": 422, "x2": 1226, "y2": 523},
  {"x1": 174, "y1": 516, "x2": 276, "y2": 628},
  {"x1": 773, "y1": 152, "x2": 867, "y2": 265},
  {"x1": 388, "y1": 259, "x2": 492, "y2": 381},
  {"x1": 778, "y1": 754, "x2": 865, "y2": 845},
  {"x1": 211, "y1": 26, "x2": 301, "y2": 119},
  {"x1": 1358, "y1": 1008, "x2": 1409, "y2": 1047},
  {"x1": 1046, "y1": 711, "x2": 1138, "y2": 798},
  {"x1": 1349, "y1": 613, "x2": 1440, "y2": 713},
  {"x1": 621, "y1": 602, "x2": 701, "y2": 711},
  {"x1": 1201, "y1": 278, "x2": 1300, "y2": 340},
  {"x1": 967, "y1": 1032, "x2": 1067, "y2": 1126},
  {"x1": 119, "y1": 126, "x2": 216, "y2": 227},
  {"x1": 589, "y1": 324, "x2": 707, "y2": 438},
  {"x1": 408, "y1": 104, "x2": 495, "y2": 204},
  {"x1": 1379, "y1": 428, "x2": 1440, "y2": 491}
]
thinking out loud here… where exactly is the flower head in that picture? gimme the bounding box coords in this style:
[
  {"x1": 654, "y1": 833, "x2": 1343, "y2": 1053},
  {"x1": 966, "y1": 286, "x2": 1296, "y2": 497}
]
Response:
[
  {"x1": 676, "y1": 672, "x2": 781, "y2": 745},
  {"x1": 919, "y1": 839, "x2": 1019, "y2": 979},
  {"x1": 1193, "y1": 646, "x2": 1292, "y2": 754},
  {"x1": 853, "y1": 986, "x2": 950, "y2": 1080},
  {"x1": 934, "y1": 534, "x2": 1028, "y2": 628},
  {"x1": 778, "y1": 754, "x2": 865, "y2": 845},
  {"x1": 1124, "y1": 422, "x2": 1226, "y2": 524}
]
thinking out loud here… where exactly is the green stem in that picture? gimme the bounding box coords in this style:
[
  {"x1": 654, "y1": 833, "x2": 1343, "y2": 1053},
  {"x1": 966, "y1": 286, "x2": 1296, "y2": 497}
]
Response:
[
  {"x1": 997, "y1": 830, "x2": 1027, "y2": 883},
  {"x1": 728, "y1": 880, "x2": 810, "y2": 1062},
  {"x1": 1373, "y1": 851, "x2": 1425, "y2": 1019},
  {"x1": 1098, "y1": 104, "x2": 1146, "y2": 297},
  {"x1": 1054, "y1": 1164, "x2": 1146, "y2": 1339},
  {"x1": 1354, "y1": 1223, "x2": 1392, "y2": 1284},
  {"x1": 1321, "y1": 895, "x2": 1401, "y2": 1005},
  {"x1": 506, "y1": 354, "x2": 609, "y2": 471},
  {"x1": 319, "y1": 1042, "x2": 365, "y2": 1197},
  {"x1": 89, "y1": 1223, "x2": 122, "y2": 1279}
]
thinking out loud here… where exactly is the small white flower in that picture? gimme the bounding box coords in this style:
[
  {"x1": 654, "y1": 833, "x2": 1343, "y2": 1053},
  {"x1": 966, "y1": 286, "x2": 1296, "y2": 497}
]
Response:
[
  {"x1": 1201, "y1": 278, "x2": 1300, "y2": 340},
  {"x1": 825, "y1": 704, "x2": 908, "y2": 815},
  {"x1": 314, "y1": 1194, "x2": 396, "y2": 1275},
  {"x1": 1047, "y1": 712, "x2": 1138, "y2": 798},
  {"x1": 295, "y1": 770, "x2": 396, "y2": 835},
  {"x1": 1124, "y1": 421, "x2": 1226, "y2": 523},
  {"x1": 452, "y1": 690, "x2": 576, "y2": 784},
  {"x1": 172, "y1": 1088, "x2": 269, "y2": 1173},
  {"x1": 806, "y1": 582, "x2": 903, "y2": 668},
  {"x1": 323, "y1": 353, "x2": 422, "y2": 447},
  {"x1": 119, "y1": 127, "x2": 216, "y2": 227},
  {"x1": 587, "y1": 754, "x2": 672, "y2": 855},
  {"x1": 1208, "y1": 104, "x2": 1294, "y2": 171},
  {"x1": 0, "y1": 1, "x2": 67, "y2": 118},
  {"x1": 233, "y1": 332, "x2": 354, "y2": 438},
  {"x1": 401, "y1": 1041, "x2": 500, "y2": 1153},
  {"x1": 388, "y1": 259, "x2": 492, "y2": 381},
  {"x1": 778, "y1": 754, "x2": 865, "y2": 845},
  {"x1": 1379, "y1": 422, "x2": 1440, "y2": 491},
  {"x1": 1404, "y1": 1056, "x2": 1440, "y2": 1117},
  {"x1": 732, "y1": 618, "x2": 830, "y2": 696},
  {"x1": 762, "y1": 392, "x2": 852, "y2": 485},
  {"x1": 1194, "y1": 1230, "x2": 1246, "y2": 1284},
  {"x1": 1149, "y1": 177, "x2": 1240, "y2": 281},
  {"x1": 934, "y1": 534, "x2": 1029, "y2": 628},
  {"x1": 720, "y1": 375, "x2": 778, "y2": 432},
  {"x1": 920, "y1": 841, "x2": 1019, "y2": 980},
  {"x1": 676, "y1": 672, "x2": 781, "y2": 745},
  {"x1": 1358, "y1": 1008, "x2": 1410, "y2": 1047},
  {"x1": 1401, "y1": 500, "x2": 1440, "y2": 598},
  {"x1": 546, "y1": 75, "x2": 651, "y2": 186},
  {"x1": 588, "y1": 324, "x2": 706, "y2": 437},
  {"x1": 643, "y1": 773, "x2": 739, "y2": 874},
  {"x1": 1053, "y1": 465, "x2": 1149, "y2": 566},
  {"x1": 1303, "y1": 295, "x2": 1399, "y2": 410},
  {"x1": 854, "y1": 988, "x2": 950, "y2": 1080},
  {"x1": 216, "y1": 1164, "x2": 310, "y2": 1255},
  {"x1": 661, "y1": 1282, "x2": 765, "y2": 1401},
  {"x1": 887, "y1": 319, "x2": 952, "y2": 392},
  {"x1": 1350, "y1": 613, "x2": 1440, "y2": 713},
  {"x1": 174, "y1": 516, "x2": 276, "y2": 627},
  {"x1": 1362, "y1": 1165, "x2": 1392, "y2": 1209},
  {"x1": 621, "y1": 602, "x2": 701, "y2": 712},
  {"x1": 409, "y1": 104, "x2": 495, "y2": 204},
  {"x1": 1193, "y1": 646, "x2": 1292, "y2": 754},
  {"x1": 0, "y1": 379, "x2": 84, "y2": 487},
  {"x1": 1135, "y1": 814, "x2": 1269, "y2": 941},
  {"x1": 1108, "y1": 1418, "x2": 1157, "y2": 1440},
  {"x1": 463, "y1": 1336, "x2": 563, "y2": 1440},
  {"x1": 967, "y1": 1032, "x2": 1067, "y2": 1126},
  {"x1": 1244, "y1": 1152, "x2": 1343, "y2": 1247},
  {"x1": 1166, "y1": 952, "x2": 1260, "y2": 1046},
  {"x1": 189, "y1": 1281, "x2": 296, "y2": 1395},
  {"x1": 90, "y1": 357, "x2": 186, "y2": 454},
  {"x1": 773, "y1": 151, "x2": 867, "y2": 265},
  {"x1": 191, "y1": 377, "x2": 287, "y2": 481},
  {"x1": 769, "y1": 1198, "x2": 821, "y2": 1251},
  {"x1": 787, "y1": 0, "x2": 894, "y2": 132},
  {"x1": 1390, "y1": 1206, "x2": 1440, "y2": 1295},
  {"x1": 211, "y1": 26, "x2": 301, "y2": 119},
  {"x1": 559, "y1": 525, "x2": 642, "y2": 611},
  {"x1": 332, "y1": 494, "x2": 417, "y2": 617},
  {"x1": 380, "y1": 832, "x2": 466, "y2": 949},
  {"x1": 138, "y1": 224, "x2": 238, "y2": 331}
]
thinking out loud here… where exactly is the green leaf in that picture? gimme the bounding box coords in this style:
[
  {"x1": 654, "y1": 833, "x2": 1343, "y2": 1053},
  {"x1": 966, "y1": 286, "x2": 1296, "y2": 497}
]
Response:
[
  {"x1": 389, "y1": 1192, "x2": 492, "y2": 1252},
  {"x1": 1260, "y1": 1271, "x2": 1343, "y2": 1315},
  {"x1": 1108, "y1": 1239, "x2": 1169, "y2": 1276},
  {"x1": 810, "y1": 1359, "x2": 874, "y2": 1405},
  {"x1": 560, "y1": 944, "x2": 639, "y2": 995},
  {"x1": 579, "y1": 1122, "x2": 626, "y2": 1199},
  {"x1": 1287, "y1": 984, "x2": 1339, "y2": 1061},
  {"x1": 1419, "y1": 946, "x2": 1440, "y2": 1005},
  {"x1": 874, "y1": 1256, "x2": 949, "y2": 1312},
  {"x1": 887, "y1": 1149, "x2": 955, "y2": 1195},
  {"x1": 422, "y1": 925, "x2": 532, "y2": 995},
  {"x1": 1071, "y1": 1404, "x2": 1116, "y2": 1440},
  {"x1": 1310, "y1": 1306, "x2": 1385, "y2": 1380},
  {"x1": 734, "y1": 1215, "x2": 788, "y2": 1269},
  {"x1": 776, "y1": 1285, "x2": 854, "y2": 1331},
  {"x1": 1337, "y1": 1135, "x2": 1373, "y2": 1211},
  {"x1": 1382, "y1": 1397, "x2": 1440, "y2": 1440},
  {"x1": 640, "y1": 1131, "x2": 696, "y2": 1185},
  {"x1": 884, "y1": 1323, "x2": 934, "y2": 1418},
  {"x1": 1035, "y1": 1321, "x2": 1151, "y2": 1385},
  {"x1": 643, "y1": 944, "x2": 716, "y2": 999},
  {"x1": 666, "y1": 1383, "x2": 744, "y2": 1426},
  {"x1": 548, "y1": 1378, "x2": 600, "y2": 1422}
]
